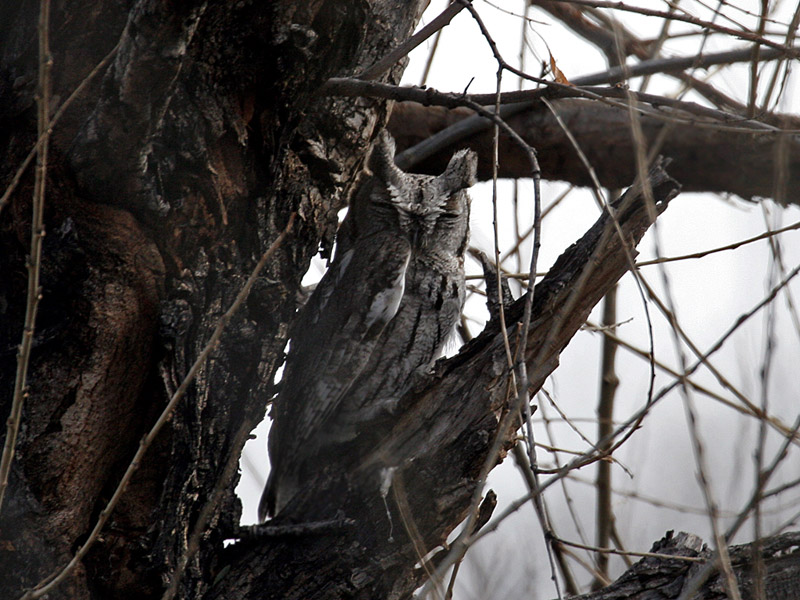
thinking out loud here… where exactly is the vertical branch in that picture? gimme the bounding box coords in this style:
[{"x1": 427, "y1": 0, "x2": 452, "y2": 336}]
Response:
[
  {"x1": 491, "y1": 71, "x2": 514, "y2": 371},
  {"x1": 747, "y1": 0, "x2": 769, "y2": 118},
  {"x1": 0, "y1": 0, "x2": 52, "y2": 512},
  {"x1": 419, "y1": 27, "x2": 443, "y2": 86},
  {"x1": 752, "y1": 204, "x2": 780, "y2": 600},
  {"x1": 512, "y1": 0, "x2": 532, "y2": 278},
  {"x1": 593, "y1": 282, "x2": 618, "y2": 589}
]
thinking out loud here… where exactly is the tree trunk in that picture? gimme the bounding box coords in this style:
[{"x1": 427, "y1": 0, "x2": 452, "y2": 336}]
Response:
[{"x1": 1, "y1": 1, "x2": 426, "y2": 597}]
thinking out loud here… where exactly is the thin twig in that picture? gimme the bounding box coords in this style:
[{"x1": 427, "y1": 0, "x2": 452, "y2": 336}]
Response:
[
  {"x1": 0, "y1": 0, "x2": 52, "y2": 513},
  {"x1": 512, "y1": 444, "x2": 579, "y2": 594},
  {"x1": 568, "y1": 473, "x2": 743, "y2": 517},
  {"x1": 554, "y1": 537, "x2": 705, "y2": 563},
  {"x1": 639, "y1": 273, "x2": 800, "y2": 449},
  {"x1": 534, "y1": 399, "x2": 596, "y2": 569},
  {"x1": 543, "y1": 0, "x2": 800, "y2": 54},
  {"x1": 635, "y1": 219, "x2": 800, "y2": 266},
  {"x1": 540, "y1": 0, "x2": 751, "y2": 116},
  {"x1": 537, "y1": 388, "x2": 631, "y2": 477},
  {"x1": 585, "y1": 321, "x2": 799, "y2": 440}
]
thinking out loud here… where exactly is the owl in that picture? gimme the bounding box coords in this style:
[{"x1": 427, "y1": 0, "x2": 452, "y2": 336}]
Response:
[
  {"x1": 260, "y1": 132, "x2": 477, "y2": 520},
  {"x1": 328, "y1": 152, "x2": 474, "y2": 442}
]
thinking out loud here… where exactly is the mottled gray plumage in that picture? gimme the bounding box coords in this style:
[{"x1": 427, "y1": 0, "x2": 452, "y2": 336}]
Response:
[
  {"x1": 260, "y1": 132, "x2": 476, "y2": 520},
  {"x1": 331, "y1": 154, "x2": 474, "y2": 439}
]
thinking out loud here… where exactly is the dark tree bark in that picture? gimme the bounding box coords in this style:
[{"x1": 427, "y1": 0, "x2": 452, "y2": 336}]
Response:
[
  {"x1": 1, "y1": 1, "x2": 426, "y2": 597},
  {"x1": 571, "y1": 531, "x2": 800, "y2": 600},
  {"x1": 0, "y1": 2, "x2": 796, "y2": 600}
]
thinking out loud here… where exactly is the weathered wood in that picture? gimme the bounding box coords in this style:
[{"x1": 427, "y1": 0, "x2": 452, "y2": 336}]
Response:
[{"x1": 571, "y1": 531, "x2": 800, "y2": 600}]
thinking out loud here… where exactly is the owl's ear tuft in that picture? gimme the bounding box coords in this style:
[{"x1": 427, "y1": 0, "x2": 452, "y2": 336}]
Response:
[
  {"x1": 439, "y1": 149, "x2": 478, "y2": 194},
  {"x1": 369, "y1": 131, "x2": 404, "y2": 188}
]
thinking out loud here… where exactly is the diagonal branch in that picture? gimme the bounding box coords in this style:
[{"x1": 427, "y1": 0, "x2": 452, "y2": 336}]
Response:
[{"x1": 212, "y1": 156, "x2": 680, "y2": 600}]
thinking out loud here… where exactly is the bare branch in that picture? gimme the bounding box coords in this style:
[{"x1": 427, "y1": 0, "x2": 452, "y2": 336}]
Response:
[
  {"x1": 356, "y1": 1, "x2": 466, "y2": 80},
  {"x1": 0, "y1": 0, "x2": 52, "y2": 513}
]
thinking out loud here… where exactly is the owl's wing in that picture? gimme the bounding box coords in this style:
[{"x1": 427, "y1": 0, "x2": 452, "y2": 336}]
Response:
[
  {"x1": 261, "y1": 230, "x2": 411, "y2": 518},
  {"x1": 332, "y1": 184, "x2": 473, "y2": 437},
  {"x1": 332, "y1": 251, "x2": 466, "y2": 436}
]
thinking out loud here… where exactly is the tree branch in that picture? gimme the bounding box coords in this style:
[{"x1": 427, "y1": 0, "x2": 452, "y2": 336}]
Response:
[
  {"x1": 387, "y1": 99, "x2": 800, "y2": 203},
  {"x1": 568, "y1": 530, "x2": 800, "y2": 600},
  {"x1": 212, "y1": 155, "x2": 680, "y2": 600}
]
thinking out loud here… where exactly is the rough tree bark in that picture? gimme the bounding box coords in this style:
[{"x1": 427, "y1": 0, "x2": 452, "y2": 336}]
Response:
[
  {"x1": 1, "y1": 1, "x2": 426, "y2": 597},
  {"x1": 574, "y1": 531, "x2": 800, "y2": 600},
  {"x1": 0, "y1": 2, "x2": 797, "y2": 599}
]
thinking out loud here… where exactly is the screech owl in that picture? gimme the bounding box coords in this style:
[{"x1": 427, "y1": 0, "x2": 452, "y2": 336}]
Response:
[
  {"x1": 329, "y1": 143, "x2": 475, "y2": 441},
  {"x1": 260, "y1": 131, "x2": 477, "y2": 520}
]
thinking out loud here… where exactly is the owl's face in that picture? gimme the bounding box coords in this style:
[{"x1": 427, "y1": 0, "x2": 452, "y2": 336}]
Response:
[
  {"x1": 369, "y1": 136, "x2": 476, "y2": 250},
  {"x1": 336, "y1": 133, "x2": 476, "y2": 260},
  {"x1": 394, "y1": 174, "x2": 471, "y2": 255}
]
